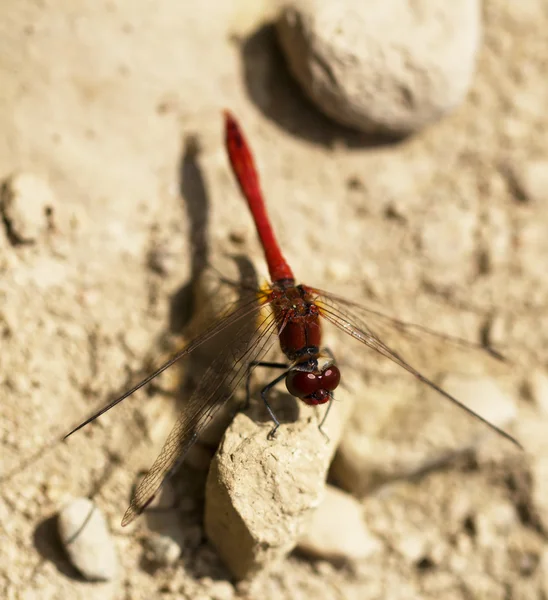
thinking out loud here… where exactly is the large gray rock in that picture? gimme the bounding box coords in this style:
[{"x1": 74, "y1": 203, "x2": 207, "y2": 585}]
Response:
[{"x1": 277, "y1": 0, "x2": 481, "y2": 135}]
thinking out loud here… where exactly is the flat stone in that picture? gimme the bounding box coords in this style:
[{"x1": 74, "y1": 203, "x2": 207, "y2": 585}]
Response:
[{"x1": 297, "y1": 485, "x2": 381, "y2": 561}]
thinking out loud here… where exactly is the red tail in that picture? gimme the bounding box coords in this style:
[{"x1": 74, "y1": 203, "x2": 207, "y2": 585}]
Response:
[{"x1": 224, "y1": 111, "x2": 294, "y2": 283}]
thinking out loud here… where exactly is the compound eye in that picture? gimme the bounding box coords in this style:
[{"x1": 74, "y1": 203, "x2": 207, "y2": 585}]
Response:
[
  {"x1": 321, "y1": 366, "x2": 340, "y2": 391},
  {"x1": 286, "y1": 370, "x2": 321, "y2": 399}
]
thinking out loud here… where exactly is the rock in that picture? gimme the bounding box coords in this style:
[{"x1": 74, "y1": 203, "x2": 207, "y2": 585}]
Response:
[
  {"x1": 505, "y1": 158, "x2": 548, "y2": 204},
  {"x1": 540, "y1": 548, "x2": 548, "y2": 595},
  {"x1": 474, "y1": 500, "x2": 517, "y2": 546},
  {"x1": 482, "y1": 311, "x2": 510, "y2": 348},
  {"x1": 276, "y1": 0, "x2": 481, "y2": 135},
  {"x1": 526, "y1": 370, "x2": 548, "y2": 415},
  {"x1": 143, "y1": 532, "x2": 182, "y2": 567},
  {"x1": 0, "y1": 172, "x2": 56, "y2": 243},
  {"x1": 532, "y1": 457, "x2": 548, "y2": 532},
  {"x1": 514, "y1": 220, "x2": 548, "y2": 279},
  {"x1": 525, "y1": 419, "x2": 548, "y2": 534},
  {"x1": 0, "y1": 224, "x2": 7, "y2": 249},
  {"x1": 209, "y1": 580, "x2": 235, "y2": 600},
  {"x1": 331, "y1": 374, "x2": 517, "y2": 497},
  {"x1": 392, "y1": 532, "x2": 428, "y2": 563},
  {"x1": 297, "y1": 484, "x2": 381, "y2": 561},
  {"x1": 229, "y1": 0, "x2": 279, "y2": 38},
  {"x1": 58, "y1": 497, "x2": 118, "y2": 581},
  {"x1": 204, "y1": 383, "x2": 354, "y2": 579},
  {"x1": 481, "y1": 207, "x2": 512, "y2": 273}
]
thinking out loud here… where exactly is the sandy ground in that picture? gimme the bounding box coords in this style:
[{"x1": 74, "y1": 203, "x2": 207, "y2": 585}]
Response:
[{"x1": 1, "y1": 1, "x2": 548, "y2": 599}]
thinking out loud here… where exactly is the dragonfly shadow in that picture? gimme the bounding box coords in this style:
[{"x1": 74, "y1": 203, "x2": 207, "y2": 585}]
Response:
[
  {"x1": 136, "y1": 246, "x2": 269, "y2": 514},
  {"x1": 238, "y1": 24, "x2": 402, "y2": 149},
  {"x1": 33, "y1": 515, "x2": 85, "y2": 581},
  {"x1": 171, "y1": 255, "x2": 263, "y2": 434},
  {"x1": 169, "y1": 133, "x2": 261, "y2": 334},
  {"x1": 246, "y1": 385, "x2": 301, "y2": 428},
  {"x1": 169, "y1": 134, "x2": 210, "y2": 334}
]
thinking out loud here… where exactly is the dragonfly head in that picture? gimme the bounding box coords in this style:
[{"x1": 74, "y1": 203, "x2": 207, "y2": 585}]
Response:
[{"x1": 285, "y1": 364, "x2": 340, "y2": 406}]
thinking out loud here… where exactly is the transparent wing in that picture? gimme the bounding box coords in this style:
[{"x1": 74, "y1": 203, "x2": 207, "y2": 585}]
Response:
[
  {"x1": 310, "y1": 288, "x2": 505, "y2": 359},
  {"x1": 64, "y1": 293, "x2": 268, "y2": 438},
  {"x1": 121, "y1": 307, "x2": 280, "y2": 526},
  {"x1": 306, "y1": 286, "x2": 521, "y2": 449}
]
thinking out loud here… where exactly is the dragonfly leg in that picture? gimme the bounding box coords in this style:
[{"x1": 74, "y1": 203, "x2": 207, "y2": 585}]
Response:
[
  {"x1": 258, "y1": 369, "x2": 292, "y2": 440},
  {"x1": 245, "y1": 360, "x2": 288, "y2": 411},
  {"x1": 319, "y1": 346, "x2": 336, "y2": 441},
  {"x1": 318, "y1": 395, "x2": 333, "y2": 442}
]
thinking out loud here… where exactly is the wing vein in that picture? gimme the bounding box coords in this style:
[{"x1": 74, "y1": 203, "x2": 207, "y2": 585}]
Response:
[
  {"x1": 121, "y1": 308, "x2": 281, "y2": 525},
  {"x1": 315, "y1": 293, "x2": 522, "y2": 450}
]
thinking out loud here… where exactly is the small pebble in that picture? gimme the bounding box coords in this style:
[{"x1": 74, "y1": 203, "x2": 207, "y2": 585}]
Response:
[
  {"x1": 481, "y1": 206, "x2": 511, "y2": 272},
  {"x1": 297, "y1": 485, "x2": 381, "y2": 561},
  {"x1": 506, "y1": 158, "x2": 548, "y2": 204},
  {"x1": 228, "y1": 228, "x2": 247, "y2": 244},
  {"x1": 144, "y1": 532, "x2": 182, "y2": 567},
  {"x1": 526, "y1": 370, "x2": 548, "y2": 415},
  {"x1": 482, "y1": 311, "x2": 509, "y2": 348},
  {"x1": 0, "y1": 172, "x2": 56, "y2": 243},
  {"x1": 58, "y1": 497, "x2": 118, "y2": 581},
  {"x1": 147, "y1": 243, "x2": 177, "y2": 276},
  {"x1": 392, "y1": 533, "x2": 427, "y2": 563},
  {"x1": 209, "y1": 580, "x2": 235, "y2": 600}
]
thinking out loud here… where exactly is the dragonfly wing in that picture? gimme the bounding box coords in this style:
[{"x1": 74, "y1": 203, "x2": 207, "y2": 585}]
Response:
[
  {"x1": 64, "y1": 294, "x2": 267, "y2": 438},
  {"x1": 307, "y1": 287, "x2": 505, "y2": 359},
  {"x1": 121, "y1": 309, "x2": 279, "y2": 526},
  {"x1": 307, "y1": 287, "x2": 521, "y2": 449}
]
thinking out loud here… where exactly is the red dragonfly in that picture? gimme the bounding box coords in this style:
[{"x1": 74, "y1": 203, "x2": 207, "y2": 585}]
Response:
[{"x1": 66, "y1": 111, "x2": 521, "y2": 526}]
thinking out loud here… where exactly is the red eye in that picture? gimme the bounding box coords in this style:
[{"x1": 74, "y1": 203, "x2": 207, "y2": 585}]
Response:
[
  {"x1": 321, "y1": 366, "x2": 340, "y2": 391},
  {"x1": 285, "y1": 365, "x2": 341, "y2": 400},
  {"x1": 286, "y1": 371, "x2": 320, "y2": 399}
]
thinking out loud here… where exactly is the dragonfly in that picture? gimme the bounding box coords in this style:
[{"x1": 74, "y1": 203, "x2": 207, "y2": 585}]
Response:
[{"x1": 66, "y1": 111, "x2": 521, "y2": 526}]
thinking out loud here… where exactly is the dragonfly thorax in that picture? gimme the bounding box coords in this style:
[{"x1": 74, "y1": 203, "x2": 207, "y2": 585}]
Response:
[{"x1": 271, "y1": 284, "x2": 323, "y2": 362}]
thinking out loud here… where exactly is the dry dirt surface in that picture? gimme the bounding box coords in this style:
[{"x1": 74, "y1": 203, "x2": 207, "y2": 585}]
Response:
[{"x1": 1, "y1": 2, "x2": 548, "y2": 599}]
